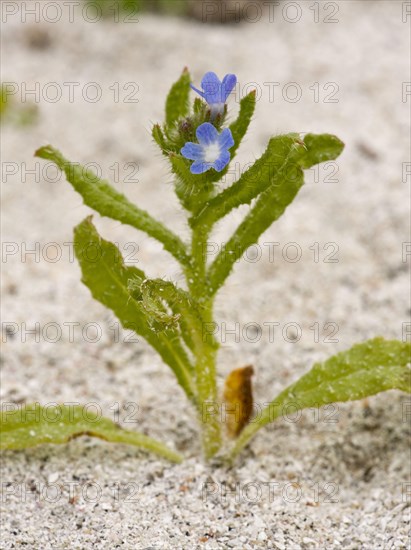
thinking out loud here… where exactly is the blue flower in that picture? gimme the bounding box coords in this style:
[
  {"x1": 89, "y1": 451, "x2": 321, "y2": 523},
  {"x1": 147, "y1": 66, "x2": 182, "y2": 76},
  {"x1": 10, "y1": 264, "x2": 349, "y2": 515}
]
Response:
[
  {"x1": 181, "y1": 122, "x2": 234, "y2": 175},
  {"x1": 191, "y1": 72, "x2": 237, "y2": 118}
]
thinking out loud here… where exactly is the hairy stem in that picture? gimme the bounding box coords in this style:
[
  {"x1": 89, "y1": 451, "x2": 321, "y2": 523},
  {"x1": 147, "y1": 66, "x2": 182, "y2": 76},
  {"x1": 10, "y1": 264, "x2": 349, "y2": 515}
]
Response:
[{"x1": 189, "y1": 225, "x2": 221, "y2": 459}]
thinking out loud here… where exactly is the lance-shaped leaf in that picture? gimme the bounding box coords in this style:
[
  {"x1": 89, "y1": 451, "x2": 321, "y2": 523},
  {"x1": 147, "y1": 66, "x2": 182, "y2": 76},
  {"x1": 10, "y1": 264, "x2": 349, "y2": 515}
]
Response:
[
  {"x1": 229, "y1": 338, "x2": 411, "y2": 460},
  {"x1": 229, "y1": 89, "x2": 256, "y2": 157},
  {"x1": 207, "y1": 133, "x2": 344, "y2": 295},
  {"x1": 74, "y1": 217, "x2": 197, "y2": 404},
  {"x1": 1, "y1": 404, "x2": 183, "y2": 463},
  {"x1": 35, "y1": 145, "x2": 189, "y2": 267},
  {"x1": 190, "y1": 133, "x2": 301, "y2": 230},
  {"x1": 192, "y1": 133, "x2": 343, "y2": 230},
  {"x1": 165, "y1": 67, "x2": 191, "y2": 129},
  {"x1": 298, "y1": 133, "x2": 345, "y2": 169},
  {"x1": 152, "y1": 123, "x2": 169, "y2": 157}
]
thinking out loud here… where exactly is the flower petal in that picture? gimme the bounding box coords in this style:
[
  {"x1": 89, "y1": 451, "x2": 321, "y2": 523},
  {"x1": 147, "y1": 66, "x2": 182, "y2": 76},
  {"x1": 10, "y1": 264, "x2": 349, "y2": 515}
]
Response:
[
  {"x1": 221, "y1": 74, "x2": 237, "y2": 102},
  {"x1": 196, "y1": 122, "x2": 219, "y2": 146},
  {"x1": 181, "y1": 142, "x2": 204, "y2": 161},
  {"x1": 213, "y1": 150, "x2": 231, "y2": 172},
  {"x1": 201, "y1": 72, "x2": 221, "y2": 88},
  {"x1": 190, "y1": 160, "x2": 211, "y2": 174},
  {"x1": 190, "y1": 83, "x2": 205, "y2": 98},
  {"x1": 200, "y1": 71, "x2": 222, "y2": 103},
  {"x1": 218, "y1": 128, "x2": 235, "y2": 150}
]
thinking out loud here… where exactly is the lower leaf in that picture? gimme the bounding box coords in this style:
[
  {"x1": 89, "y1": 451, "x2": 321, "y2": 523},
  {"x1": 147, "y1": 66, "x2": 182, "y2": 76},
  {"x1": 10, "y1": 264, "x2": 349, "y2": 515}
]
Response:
[
  {"x1": 1, "y1": 404, "x2": 183, "y2": 463},
  {"x1": 74, "y1": 217, "x2": 197, "y2": 405},
  {"x1": 229, "y1": 338, "x2": 411, "y2": 460}
]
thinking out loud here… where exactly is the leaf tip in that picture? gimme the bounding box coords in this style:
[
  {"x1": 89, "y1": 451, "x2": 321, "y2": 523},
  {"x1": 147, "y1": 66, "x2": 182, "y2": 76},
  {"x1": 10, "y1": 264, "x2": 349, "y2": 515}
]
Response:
[{"x1": 34, "y1": 144, "x2": 52, "y2": 159}]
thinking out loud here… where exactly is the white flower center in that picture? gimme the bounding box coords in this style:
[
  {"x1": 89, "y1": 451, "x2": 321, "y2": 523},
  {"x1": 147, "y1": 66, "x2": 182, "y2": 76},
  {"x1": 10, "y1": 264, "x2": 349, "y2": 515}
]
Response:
[{"x1": 203, "y1": 142, "x2": 221, "y2": 163}]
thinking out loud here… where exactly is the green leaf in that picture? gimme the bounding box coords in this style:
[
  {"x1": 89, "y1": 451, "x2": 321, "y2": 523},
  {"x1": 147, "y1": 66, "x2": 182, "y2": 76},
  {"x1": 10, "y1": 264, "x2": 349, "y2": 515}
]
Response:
[
  {"x1": 191, "y1": 133, "x2": 301, "y2": 230},
  {"x1": 1, "y1": 404, "x2": 183, "y2": 463},
  {"x1": 207, "y1": 133, "x2": 344, "y2": 295},
  {"x1": 207, "y1": 138, "x2": 304, "y2": 294},
  {"x1": 298, "y1": 133, "x2": 345, "y2": 169},
  {"x1": 229, "y1": 338, "x2": 411, "y2": 460},
  {"x1": 152, "y1": 123, "x2": 168, "y2": 156},
  {"x1": 34, "y1": 145, "x2": 189, "y2": 267},
  {"x1": 165, "y1": 68, "x2": 191, "y2": 129},
  {"x1": 193, "y1": 97, "x2": 205, "y2": 115},
  {"x1": 229, "y1": 89, "x2": 257, "y2": 158},
  {"x1": 74, "y1": 217, "x2": 197, "y2": 404}
]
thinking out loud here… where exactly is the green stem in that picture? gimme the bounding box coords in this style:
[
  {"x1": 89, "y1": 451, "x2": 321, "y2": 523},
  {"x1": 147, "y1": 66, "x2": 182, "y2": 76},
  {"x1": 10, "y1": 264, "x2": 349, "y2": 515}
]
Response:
[
  {"x1": 189, "y1": 226, "x2": 221, "y2": 459},
  {"x1": 153, "y1": 332, "x2": 197, "y2": 407}
]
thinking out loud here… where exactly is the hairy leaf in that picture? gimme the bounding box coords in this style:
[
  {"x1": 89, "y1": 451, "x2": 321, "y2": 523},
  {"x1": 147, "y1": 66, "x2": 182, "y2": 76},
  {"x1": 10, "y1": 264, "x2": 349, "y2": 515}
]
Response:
[
  {"x1": 191, "y1": 133, "x2": 301, "y2": 229},
  {"x1": 165, "y1": 68, "x2": 191, "y2": 128},
  {"x1": 230, "y1": 338, "x2": 411, "y2": 459},
  {"x1": 193, "y1": 133, "x2": 343, "y2": 230},
  {"x1": 298, "y1": 133, "x2": 345, "y2": 169},
  {"x1": 74, "y1": 217, "x2": 196, "y2": 404},
  {"x1": 1, "y1": 404, "x2": 182, "y2": 463},
  {"x1": 229, "y1": 90, "x2": 257, "y2": 157},
  {"x1": 207, "y1": 133, "x2": 344, "y2": 295},
  {"x1": 35, "y1": 145, "x2": 189, "y2": 267},
  {"x1": 152, "y1": 123, "x2": 169, "y2": 156}
]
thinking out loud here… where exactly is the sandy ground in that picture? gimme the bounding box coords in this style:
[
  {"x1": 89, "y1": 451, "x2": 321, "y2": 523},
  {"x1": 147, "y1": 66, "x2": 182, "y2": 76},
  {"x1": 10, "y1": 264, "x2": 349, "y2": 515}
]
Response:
[{"x1": 1, "y1": 1, "x2": 410, "y2": 548}]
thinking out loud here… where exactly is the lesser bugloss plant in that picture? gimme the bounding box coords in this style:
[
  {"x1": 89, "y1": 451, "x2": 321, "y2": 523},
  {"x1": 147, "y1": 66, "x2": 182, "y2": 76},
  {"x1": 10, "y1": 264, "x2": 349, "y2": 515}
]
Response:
[{"x1": 2, "y1": 69, "x2": 410, "y2": 464}]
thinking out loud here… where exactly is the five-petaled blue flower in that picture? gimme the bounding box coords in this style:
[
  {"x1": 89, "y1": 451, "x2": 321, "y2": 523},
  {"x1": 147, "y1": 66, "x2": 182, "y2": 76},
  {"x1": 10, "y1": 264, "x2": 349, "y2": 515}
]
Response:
[
  {"x1": 191, "y1": 72, "x2": 237, "y2": 118},
  {"x1": 181, "y1": 122, "x2": 234, "y2": 174}
]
